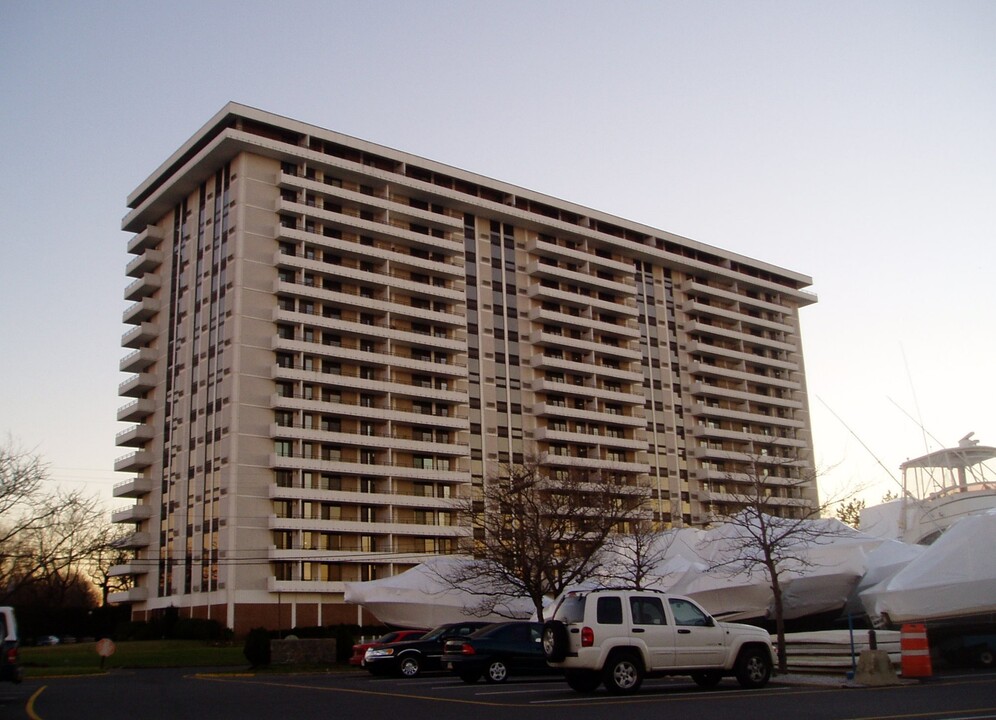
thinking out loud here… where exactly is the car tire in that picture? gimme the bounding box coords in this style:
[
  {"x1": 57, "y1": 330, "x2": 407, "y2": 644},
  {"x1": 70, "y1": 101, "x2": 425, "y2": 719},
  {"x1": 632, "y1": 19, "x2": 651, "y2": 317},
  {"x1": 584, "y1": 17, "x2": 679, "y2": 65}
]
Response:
[
  {"x1": 484, "y1": 659, "x2": 509, "y2": 683},
  {"x1": 734, "y1": 647, "x2": 772, "y2": 689},
  {"x1": 692, "y1": 670, "x2": 723, "y2": 688},
  {"x1": 978, "y1": 648, "x2": 994, "y2": 668},
  {"x1": 398, "y1": 654, "x2": 421, "y2": 678},
  {"x1": 565, "y1": 670, "x2": 601, "y2": 693},
  {"x1": 542, "y1": 621, "x2": 569, "y2": 662},
  {"x1": 603, "y1": 652, "x2": 643, "y2": 695},
  {"x1": 458, "y1": 669, "x2": 482, "y2": 683}
]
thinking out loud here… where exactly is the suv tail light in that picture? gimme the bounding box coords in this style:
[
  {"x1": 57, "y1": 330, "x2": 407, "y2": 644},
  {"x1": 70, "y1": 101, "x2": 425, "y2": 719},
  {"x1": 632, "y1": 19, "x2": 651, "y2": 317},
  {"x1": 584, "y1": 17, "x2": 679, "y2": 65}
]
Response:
[
  {"x1": 581, "y1": 627, "x2": 594, "y2": 647},
  {"x1": 6, "y1": 648, "x2": 16, "y2": 664}
]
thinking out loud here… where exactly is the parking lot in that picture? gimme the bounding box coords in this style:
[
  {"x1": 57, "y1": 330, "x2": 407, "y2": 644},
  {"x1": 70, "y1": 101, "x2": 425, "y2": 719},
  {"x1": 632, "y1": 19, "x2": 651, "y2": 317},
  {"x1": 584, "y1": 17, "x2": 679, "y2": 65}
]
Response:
[{"x1": 8, "y1": 666, "x2": 996, "y2": 720}]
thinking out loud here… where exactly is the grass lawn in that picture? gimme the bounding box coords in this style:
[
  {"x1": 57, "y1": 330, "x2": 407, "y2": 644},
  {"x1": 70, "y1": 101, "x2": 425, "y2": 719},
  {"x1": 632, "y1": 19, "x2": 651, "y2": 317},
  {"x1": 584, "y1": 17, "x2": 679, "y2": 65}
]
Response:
[{"x1": 20, "y1": 640, "x2": 249, "y2": 677}]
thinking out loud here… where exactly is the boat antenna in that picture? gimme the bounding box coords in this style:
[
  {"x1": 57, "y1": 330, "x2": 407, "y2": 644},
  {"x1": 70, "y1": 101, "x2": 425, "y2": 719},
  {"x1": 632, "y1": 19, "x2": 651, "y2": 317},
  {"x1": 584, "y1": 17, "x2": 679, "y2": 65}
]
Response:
[
  {"x1": 816, "y1": 396, "x2": 902, "y2": 491},
  {"x1": 901, "y1": 345, "x2": 932, "y2": 459},
  {"x1": 887, "y1": 397, "x2": 946, "y2": 449}
]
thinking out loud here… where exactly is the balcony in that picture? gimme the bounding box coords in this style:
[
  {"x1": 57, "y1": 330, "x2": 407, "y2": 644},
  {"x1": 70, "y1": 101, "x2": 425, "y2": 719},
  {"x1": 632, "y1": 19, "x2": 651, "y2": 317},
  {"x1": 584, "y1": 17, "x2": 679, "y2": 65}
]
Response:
[
  {"x1": 526, "y1": 236, "x2": 634, "y2": 274},
  {"x1": 688, "y1": 321, "x2": 797, "y2": 353},
  {"x1": 115, "y1": 423, "x2": 154, "y2": 448},
  {"x1": 124, "y1": 273, "x2": 162, "y2": 301},
  {"x1": 119, "y1": 347, "x2": 156, "y2": 373},
  {"x1": 267, "y1": 577, "x2": 346, "y2": 595},
  {"x1": 119, "y1": 372, "x2": 156, "y2": 398},
  {"x1": 266, "y1": 514, "x2": 469, "y2": 539},
  {"x1": 688, "y1": 424, "x2": 808, "y2": 448},
  {"x1": 122, "y1": 297, "x2": 161, "y2": 325},
  {"x1": 122, "y1": 322, "x2": 158, "y2": 349},
  {"x1": 690, "y1": 381, "x2": 803, "y2": 410},
  {"x1": 126, "y1": 248, "x2": 164, "y2": 278},
  {"x1": 529, "y1": 330, "x2": 642, "y2": 361},
  {"x1": 108, "y1": 562, "x2": 150, "y2": 577},
  {"x1": 690, "y1": 402, "x2": 805, "y2": 430},
  {"x1": 687, "y1": 341, "x2": 799, "y2": 372},
  {"x1": 108, "y1": 586, "x2": 149, "y2": 603},
  {"x1": 526, "y1": 282, "x2": 639, "y2": 318},
  {"x1": 684, "y1": 299, "x2": 796, "y2": 335},
  {"x1": 270, "y1": 453, "x2": 468, "y2": 484},
  {"x1": 688, "y1": 360, "x2": 801, "y2": 392},
  {"x1": 542, "y1": 454, "x2": 648, "y2": 474},
  {"x1": 127, "y1": 225, "x2": 163, "y2": 254},
  {"x1": 526, "y1": 259, "x2": 634, "y2": 295},
  {"x1": 114, "y1": 531, "x2": 151, "y2": 549},
  {"x1": 117, "y1": 398, "x2": 155, "y2": 422},
  {"x1": 113, "y1": 476, "x2": 153, "y2": 498},
  {"x1": 114, "y1": 451, "x2": 153, "y2": 473},
  {"x1": 112, "y1": 504, "x2": 154, "y2": 524},
  {"x1": 534, "y1": 427, "x2": 645, "y2": 450},
  {"x1": 531, "y1": 401, "x2": 646, "y2": 428},
  {"x1": 529, "y1": 306, "x2": 640, "y2": 341}
]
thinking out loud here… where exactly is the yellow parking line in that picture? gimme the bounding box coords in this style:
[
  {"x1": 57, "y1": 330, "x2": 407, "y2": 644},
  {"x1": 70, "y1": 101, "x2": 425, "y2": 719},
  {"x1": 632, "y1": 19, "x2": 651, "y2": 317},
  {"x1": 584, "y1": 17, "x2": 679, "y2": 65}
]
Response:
[
  {"x1": 195, "y1": 675, "x2": 518, "y2": 708},
  {"x1": 26, "y1": 685, "x2": 46, "y2": 720}
]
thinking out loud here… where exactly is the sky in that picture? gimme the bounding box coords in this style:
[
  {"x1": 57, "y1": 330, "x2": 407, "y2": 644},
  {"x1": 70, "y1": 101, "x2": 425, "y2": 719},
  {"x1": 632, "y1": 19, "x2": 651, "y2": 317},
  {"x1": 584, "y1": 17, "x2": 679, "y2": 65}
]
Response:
[{"x1": 1, "y1": 0, "x2": 993, "y2": 514}]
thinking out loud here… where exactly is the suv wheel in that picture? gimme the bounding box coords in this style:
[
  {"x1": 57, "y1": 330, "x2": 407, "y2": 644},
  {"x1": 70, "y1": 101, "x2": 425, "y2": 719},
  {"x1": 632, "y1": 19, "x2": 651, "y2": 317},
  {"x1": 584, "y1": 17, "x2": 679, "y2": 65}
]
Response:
[
  {"x1": 603, "y1": 652, "x2": 643, "y2": 695},
  {"x1": 565, "y1": 670, "x2": 601, "y2": 693},
  {"x1": 398, "y1": 655, "x2": 421, "y2": 678},
  {"x1": 485, "y1": 659, "x2": 509, "y2": 683},
  {"x1": 542, "y1": 621, "x2": 569, "y2": 662},
  {"x1": 734, "y1": 647, "x2": 771, "y2": 689}
]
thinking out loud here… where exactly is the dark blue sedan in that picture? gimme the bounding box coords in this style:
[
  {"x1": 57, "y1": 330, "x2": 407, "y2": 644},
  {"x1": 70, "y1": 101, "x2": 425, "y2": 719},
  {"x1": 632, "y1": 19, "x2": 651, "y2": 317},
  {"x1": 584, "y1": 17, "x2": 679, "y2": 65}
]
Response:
[{"x1": 442, "y1": 621, "x2": 557, "y2": 683}]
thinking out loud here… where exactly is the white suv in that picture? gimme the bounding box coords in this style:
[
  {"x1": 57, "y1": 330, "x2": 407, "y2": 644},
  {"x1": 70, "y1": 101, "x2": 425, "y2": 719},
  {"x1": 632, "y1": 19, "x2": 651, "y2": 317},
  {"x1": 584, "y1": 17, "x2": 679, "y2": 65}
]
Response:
[{"x1": 542, "y1": 589, "x2": 774, "y2": 694}]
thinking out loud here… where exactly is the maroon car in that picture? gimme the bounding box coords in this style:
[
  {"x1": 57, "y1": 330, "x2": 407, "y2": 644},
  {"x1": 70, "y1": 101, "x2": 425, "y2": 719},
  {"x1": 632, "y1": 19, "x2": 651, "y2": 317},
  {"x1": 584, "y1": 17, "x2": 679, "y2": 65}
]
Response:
[{"x1": 349, "y1": 629, "x2": 426, "y2": 666}]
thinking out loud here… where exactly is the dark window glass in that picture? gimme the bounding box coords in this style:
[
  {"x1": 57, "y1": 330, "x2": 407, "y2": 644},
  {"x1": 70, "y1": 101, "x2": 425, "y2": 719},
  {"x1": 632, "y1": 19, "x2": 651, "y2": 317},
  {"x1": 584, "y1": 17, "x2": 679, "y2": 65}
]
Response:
[{"x1": 596, "y1": 596, "x2": 623, "y2": 625}]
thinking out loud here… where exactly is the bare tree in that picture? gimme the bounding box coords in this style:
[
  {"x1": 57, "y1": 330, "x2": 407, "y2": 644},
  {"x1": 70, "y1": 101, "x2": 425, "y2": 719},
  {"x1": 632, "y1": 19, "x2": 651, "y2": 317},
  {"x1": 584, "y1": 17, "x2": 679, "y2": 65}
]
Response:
[
  {"x1": 0, "y1": 488, "x2": 108, "y2": 605},
  {"x1": 0, "y1": 438, "x2": 61, "y2": 546},
  {"x1": 0, "y1": 437, "x2": 120, "y2": 608},
  {"x1": 87, "y1": 523, "x2": 136, "y2": 606},
  {"x1": 705, "y1": 448, "x2": 855, "y2": 673},
  {"x1": 595, "y1": 520, "x2": 674, "y2": 591},
  {"x1": 437, "y1": 456, "x2": 650, "y2": 621}
]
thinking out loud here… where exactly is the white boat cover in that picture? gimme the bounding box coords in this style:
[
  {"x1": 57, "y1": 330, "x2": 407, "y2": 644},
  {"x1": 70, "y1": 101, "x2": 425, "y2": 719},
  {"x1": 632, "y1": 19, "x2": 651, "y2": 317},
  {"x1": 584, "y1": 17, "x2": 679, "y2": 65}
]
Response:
[
  {"x1": 652, "y1": 515, "x2": 882, "y2": 621},
  {"x1": 344, "y1": 512, "x2": 995, "y2": 629},
  {"x1": 342, "y1": 555, "x2": 534, "y2": 628},
  {"x1": 556, "y1": 514, "x2": 900, "y2": 623},
  {"x1": 859, "y1": 508, "x2": 996, "y2": 624}
]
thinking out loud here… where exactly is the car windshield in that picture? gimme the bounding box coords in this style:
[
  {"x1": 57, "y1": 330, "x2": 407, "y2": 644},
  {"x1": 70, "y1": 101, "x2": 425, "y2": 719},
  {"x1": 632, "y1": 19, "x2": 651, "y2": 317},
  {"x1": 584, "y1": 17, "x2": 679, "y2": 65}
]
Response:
[{"x1": 421, "y1": 625, "x2": 450, "y2": 641}]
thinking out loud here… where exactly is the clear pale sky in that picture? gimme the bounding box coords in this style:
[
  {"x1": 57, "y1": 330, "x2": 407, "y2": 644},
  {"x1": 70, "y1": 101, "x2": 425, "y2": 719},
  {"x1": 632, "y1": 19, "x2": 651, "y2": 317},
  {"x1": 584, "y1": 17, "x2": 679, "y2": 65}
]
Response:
[{"x1": 1, "y1": 0, "x2": 993, "y2": 513}]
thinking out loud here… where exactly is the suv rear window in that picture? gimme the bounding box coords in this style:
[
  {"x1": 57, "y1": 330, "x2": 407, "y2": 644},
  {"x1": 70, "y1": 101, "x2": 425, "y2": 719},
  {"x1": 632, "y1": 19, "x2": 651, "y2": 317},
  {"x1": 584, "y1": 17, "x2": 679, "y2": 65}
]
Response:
[{"x1": 553, "y1": 595, "x2": 586, "y2": 624}]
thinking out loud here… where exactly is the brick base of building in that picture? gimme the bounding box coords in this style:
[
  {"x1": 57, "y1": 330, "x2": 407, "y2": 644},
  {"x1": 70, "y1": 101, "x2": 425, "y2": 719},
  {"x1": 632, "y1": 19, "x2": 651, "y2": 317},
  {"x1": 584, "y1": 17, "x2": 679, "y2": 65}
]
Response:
[{"x1": 128, "y1": 602, "x2": 382, "y2": 637}]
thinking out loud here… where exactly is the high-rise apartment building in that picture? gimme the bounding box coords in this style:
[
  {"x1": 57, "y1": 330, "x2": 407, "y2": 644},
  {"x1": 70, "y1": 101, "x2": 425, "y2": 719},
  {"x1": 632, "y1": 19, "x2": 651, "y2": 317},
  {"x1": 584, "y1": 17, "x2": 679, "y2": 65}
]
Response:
[{"x1": 112, "y1": 103, "x2": 818, "y2": 633}]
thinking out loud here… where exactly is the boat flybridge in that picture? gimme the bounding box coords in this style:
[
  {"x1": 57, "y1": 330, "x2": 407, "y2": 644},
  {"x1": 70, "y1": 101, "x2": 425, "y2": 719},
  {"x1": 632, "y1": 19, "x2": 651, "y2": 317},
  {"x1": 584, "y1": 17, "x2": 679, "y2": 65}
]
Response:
[{"x1": 885, "y1": 433, "x2": 996, "y2": 544}]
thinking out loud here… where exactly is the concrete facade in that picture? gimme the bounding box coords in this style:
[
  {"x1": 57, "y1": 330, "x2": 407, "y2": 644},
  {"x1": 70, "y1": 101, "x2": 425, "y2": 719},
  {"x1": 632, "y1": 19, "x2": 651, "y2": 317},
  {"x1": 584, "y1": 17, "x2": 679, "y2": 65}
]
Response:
[{"x1": 112, "y1": 103, "x2": 818, "y2": 634}]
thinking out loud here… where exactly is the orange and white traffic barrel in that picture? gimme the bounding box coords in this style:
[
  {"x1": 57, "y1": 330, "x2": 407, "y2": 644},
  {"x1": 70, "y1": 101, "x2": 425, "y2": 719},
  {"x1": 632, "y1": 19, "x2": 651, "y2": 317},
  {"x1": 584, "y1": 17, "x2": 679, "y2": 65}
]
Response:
[{"x1": 900, "y1": 623, "x2": 932, "y2": 678}]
